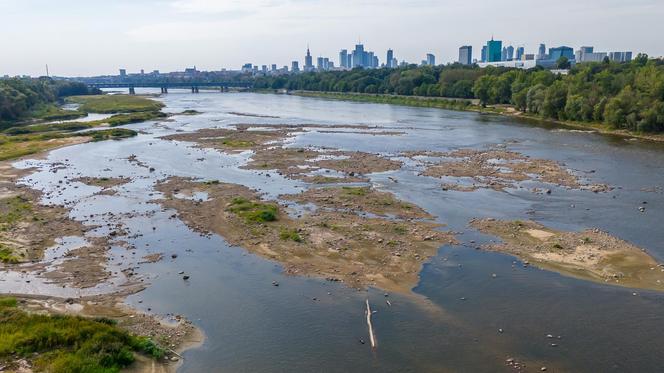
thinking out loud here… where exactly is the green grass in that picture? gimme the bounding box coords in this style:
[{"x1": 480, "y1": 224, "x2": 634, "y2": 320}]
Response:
[
  {"x1": 0, "y1": 298, "x2": 164, "y2": 373},
  {"x1": 66, "y1": 95, "x2": 164, "y2": 114},
  {"x1": 228, "y1": 197, "x2": 278, "y2": 223},
  {"x1": 4, "y1": 111, "x2": 165, "y2": 136},
  {"x1": 279, "y1": 228, "x2": 303, "y2": 242},
  {"x1": 342, "y1": 186, "x2": 368, "y2": 196},
  {"x1": 0, "y1": 297, "x2": 17, "y2": 308},
  {"x1": 30, "y1": 104, "x2": 86, "y2": 121},
  {"x1": 88, "y1": 128, "x2": 138, "y2": 142},
  {"x1": 393, "y1": 225, "x2": 408, "y2": 235},
  {"x1": 221, "y1": 139, "x2": 254, "y2": 148},
  {"x1": 0, "y1": 247, "x2": 20, "y2": 264},
  {"x1": 0, "y1": 195, "x2": 33, "y2": 229}
]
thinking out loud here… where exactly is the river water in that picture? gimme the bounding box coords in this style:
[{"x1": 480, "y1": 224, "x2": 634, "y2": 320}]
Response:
[{"x1": 7, "y1": 90, "x2": 664, "y2": 372}]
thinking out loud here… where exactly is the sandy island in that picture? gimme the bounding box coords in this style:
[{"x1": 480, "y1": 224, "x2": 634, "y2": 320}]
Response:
[{"x1": 471, "y1": 218, "x2": 664, "y2": 291}]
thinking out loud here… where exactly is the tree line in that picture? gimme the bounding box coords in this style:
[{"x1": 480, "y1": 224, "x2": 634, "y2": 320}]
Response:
[
  {"x1": 0, "y1": 77, "x2": 96, "y2": 122},
  {"x1": 254, "y1": 54, "x2": 664, "y2": 133}
]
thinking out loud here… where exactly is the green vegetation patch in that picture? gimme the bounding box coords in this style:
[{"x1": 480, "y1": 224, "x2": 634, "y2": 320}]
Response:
[
  {"x1": 0, "y1": 246, "x2": 20, "y2": 264},
  {"x1": 279, "y1": 228, "x2": 303, "y2": 242},
  {"x1": 221, "y1": 139, "x2": 255, "y2": 148},
  {"x1": 30, "y1": 104, "x2": 86, "y2": 121},
  {"x1": 228, "y1": 197, "x2": 278, "y2": 223},
  {"x1": 89, "y1": 128, "x2": 138, "y2": 142},
  {"x1": 180, "y1": 110, "x2": 202, "y2": 115},
  {"x1": 0, "y1": 195, "x2": 33, "y2": 230},
  {"x1": 341, "y1": 186, "x2": 369, "y2": 196},
  {"x1": 0, "y1": 299, "x2": 163, "y2": 372},
  {"x1": 67, "y1": 95, "x2": 164, "y2": 114}
]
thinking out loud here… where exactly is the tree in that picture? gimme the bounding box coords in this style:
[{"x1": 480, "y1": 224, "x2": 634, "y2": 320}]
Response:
[
  {"x1": 557, "y1": 56, "x2": 571, "y2": 70},
  {"x1": 473, "y1": 75, "x2": 493, "y2": 107},
  {"x1": 542, "y1": 81, "x2": 569, "y2": 119}
]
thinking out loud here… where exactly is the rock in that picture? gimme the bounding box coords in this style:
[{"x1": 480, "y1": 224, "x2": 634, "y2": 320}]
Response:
[
  {"x1": 171, "y1": 356, "x2": 179, "y2": 362},
  {"x1": 171, "y1": 254, "x2": 178, "y2": 259},
  {"x1": 272, "y1": 281, "x2": 279, "y2": 286},
  {"x1": 182, "y1": 275, "x2": 190, "y2": 280},
  {"x1": 498, "y1": 328, "x2": 504, "y2": 333},
  {"x1": 639, "y1": 206, "x2": 646, "y2": 212},
  {"x1": 546, "y1": 334, "x2": 553, "y2": 339},
  {"x1": 541, "y1": 367, "x2": 547, "y2": 371}
]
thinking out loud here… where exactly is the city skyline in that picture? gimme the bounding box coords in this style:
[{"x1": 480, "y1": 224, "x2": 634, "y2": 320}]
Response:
[{"x1": 2, "y1": 0, "x2": 664, "y2": 76}]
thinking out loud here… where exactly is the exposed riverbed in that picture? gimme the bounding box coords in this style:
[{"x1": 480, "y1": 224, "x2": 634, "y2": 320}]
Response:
[{"x1": 3, "y1": 90, "x2": 664, "y2": 372}]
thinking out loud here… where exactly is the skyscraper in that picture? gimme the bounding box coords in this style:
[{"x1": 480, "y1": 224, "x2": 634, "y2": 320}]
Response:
[
  {"x1": 352, "y1": 44, "x2": 365, "y2": 68},
  {"x1": 487, "y1": 38, "x2": 502, "y2": 62},
  {"x1": 317, "y1": 57, "x2": 325, "y2": 71},
  {"x1": 516, "y1": 47, "x2": 525, "y2": 61},
  {"x1": 538, "y1": 44, "x2": 547, "y2": 60},
  {"x1": 506, "y1": 45, "x2": 515, "y2": 61},
  {"x1": 304, "y1": 46, "x2": 314, "y2": 72},
  {"x1": 386, "y1": 49, "x2": 394, "y2": 68},
  {"x1": 458, "y1": 46, "x2": 472, "y2": 65},
  {"x1": 339, "y1": 49, "x2": 348, "y2": 68},
  {"x1": 426, "y1": 53, "x2": 435, "y2": 66},
  {"x1": 291, "y1": 61, "x2": 299, "y2": 72},
  {"x1": 481, "y1": 46, "x2": 487, "y2": 63}
]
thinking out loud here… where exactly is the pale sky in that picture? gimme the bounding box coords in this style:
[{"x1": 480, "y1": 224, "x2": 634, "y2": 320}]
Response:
[{"x1": 2, "y1": 0, "x2": 663, "y2": 77}]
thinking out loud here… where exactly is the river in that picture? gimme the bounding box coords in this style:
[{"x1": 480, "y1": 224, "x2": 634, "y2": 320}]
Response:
[{"x1": 8, "y1": 90, "x2": 664, "y2": 372}]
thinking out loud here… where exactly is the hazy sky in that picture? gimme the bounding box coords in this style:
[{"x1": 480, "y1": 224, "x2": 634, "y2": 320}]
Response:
[{"x1": 2, "y1": 0, "x2": 663, "y2": 77}]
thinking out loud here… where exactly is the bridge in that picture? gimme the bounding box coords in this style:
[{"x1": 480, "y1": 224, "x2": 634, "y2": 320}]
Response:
[{"x1": 86, "y1": 81, "x2": 253, "y2": 94}]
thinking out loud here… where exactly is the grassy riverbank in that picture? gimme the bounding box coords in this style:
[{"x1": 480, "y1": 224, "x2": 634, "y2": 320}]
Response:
[
  {"x1": 66, "y1": 94, "x2": 165, "y2": 113},
  {"x1": 290, "y1": 91, "x2": 664, "y2": 142},
  {"x1": 0, "y1": 94, "x2": 168, "y2": 161},
  {"x1": 0, "y1": 296, "x2": 163, "y2": 372}
]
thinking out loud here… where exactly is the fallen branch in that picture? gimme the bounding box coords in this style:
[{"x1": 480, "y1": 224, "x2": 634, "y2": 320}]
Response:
[
  {"x1": 168, "y1": 348, "x2": 184, "y2": 360},
  {"x1": 366, "y1": 299, "x2": 377, "y2": 349}
]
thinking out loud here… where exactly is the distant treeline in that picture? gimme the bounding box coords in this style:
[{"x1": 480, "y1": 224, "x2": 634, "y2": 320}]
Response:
[
  {"x1": 0, "y1": 78, "x2": 97, "y2": 122},
  {"x1": 254, "y1": 54, "x2": 664, "y2": 133}
]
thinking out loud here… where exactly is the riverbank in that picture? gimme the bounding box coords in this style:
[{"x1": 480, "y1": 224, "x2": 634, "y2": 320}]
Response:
[
  {"x1": 287, "y1": 91, "x2": 664, "y2": 143},
  {"x1": 0, "y1": 94, "x2": 204, "y2": 372}
]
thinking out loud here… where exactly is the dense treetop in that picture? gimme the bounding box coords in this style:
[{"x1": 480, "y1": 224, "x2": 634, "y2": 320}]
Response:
[
  {"x1": 255, "y1": 55, "x2": 664, "y2": 132},
  {"x1": 0, "y1": 78, "x2": 94, "y2": 122}
]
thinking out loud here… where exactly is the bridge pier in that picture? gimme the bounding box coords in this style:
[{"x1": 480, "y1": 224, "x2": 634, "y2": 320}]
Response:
[{"x1": 129, "y1": 87, "x2": 135, "y2": 95}]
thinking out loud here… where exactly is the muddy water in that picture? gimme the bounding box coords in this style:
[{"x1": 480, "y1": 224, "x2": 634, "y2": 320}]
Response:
[{"x1": 7, "y1": 90, "x2": 664, "y2": 372}]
